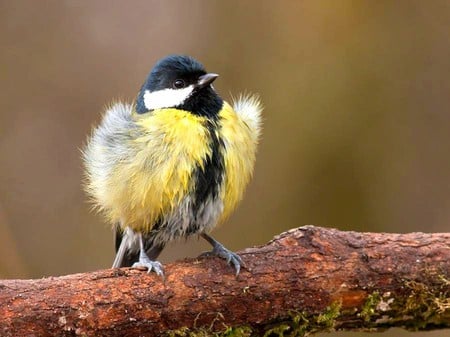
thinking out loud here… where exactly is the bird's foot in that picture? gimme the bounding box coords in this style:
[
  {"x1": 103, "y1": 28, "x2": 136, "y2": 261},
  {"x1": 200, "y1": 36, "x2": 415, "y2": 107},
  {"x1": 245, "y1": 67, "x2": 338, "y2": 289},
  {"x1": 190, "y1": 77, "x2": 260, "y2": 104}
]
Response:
[
  {"x1": 132, "y1": 256, "x2": 164, "y2": 277},
  {"x1": 200, "y1": 242, "x2": 242, "y2": 276}
]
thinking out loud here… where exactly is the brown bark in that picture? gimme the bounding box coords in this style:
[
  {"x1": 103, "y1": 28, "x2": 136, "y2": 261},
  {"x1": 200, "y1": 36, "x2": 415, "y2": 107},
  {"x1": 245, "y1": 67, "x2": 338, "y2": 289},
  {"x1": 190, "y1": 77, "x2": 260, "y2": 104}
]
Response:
[{"x1": 0, "y1": 226, "x2": 449, "y2": 337}]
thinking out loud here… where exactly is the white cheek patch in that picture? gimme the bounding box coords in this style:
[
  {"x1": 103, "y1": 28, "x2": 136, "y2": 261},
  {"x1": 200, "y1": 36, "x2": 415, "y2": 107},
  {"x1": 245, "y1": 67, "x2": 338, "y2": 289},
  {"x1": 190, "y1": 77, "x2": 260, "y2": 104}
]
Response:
[{"x1": 143, "y1": 85, "x2": 194, "y2": 110}]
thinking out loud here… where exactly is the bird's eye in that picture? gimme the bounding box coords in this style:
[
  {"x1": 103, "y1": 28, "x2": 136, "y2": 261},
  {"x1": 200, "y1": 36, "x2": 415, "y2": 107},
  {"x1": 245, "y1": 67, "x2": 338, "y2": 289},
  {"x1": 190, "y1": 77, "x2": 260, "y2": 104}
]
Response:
[{"x1": 173, "y1": 79, "x2": 185, "y2": 89}]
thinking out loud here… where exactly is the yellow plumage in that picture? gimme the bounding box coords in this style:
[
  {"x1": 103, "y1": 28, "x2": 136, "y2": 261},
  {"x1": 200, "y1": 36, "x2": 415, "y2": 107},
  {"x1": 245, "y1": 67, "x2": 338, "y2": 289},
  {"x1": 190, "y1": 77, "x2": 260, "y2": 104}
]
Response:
[
  {"x1": 218, "y1": 101, "x2": 260, "y2": 222},
  {"x1": 84, "y1": 98, "x2": 262, "y2": 234},
  {"x1": 109, "y1": 109, "x2": 210, "y2": 230}
]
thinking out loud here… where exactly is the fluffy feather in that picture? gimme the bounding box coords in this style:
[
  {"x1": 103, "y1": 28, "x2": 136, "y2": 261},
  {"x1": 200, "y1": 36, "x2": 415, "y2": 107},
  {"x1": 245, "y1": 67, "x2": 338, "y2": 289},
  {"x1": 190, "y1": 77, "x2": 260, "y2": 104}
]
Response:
[{"x1": 83, "y1": 95, "x2": 262, "y2": 245}]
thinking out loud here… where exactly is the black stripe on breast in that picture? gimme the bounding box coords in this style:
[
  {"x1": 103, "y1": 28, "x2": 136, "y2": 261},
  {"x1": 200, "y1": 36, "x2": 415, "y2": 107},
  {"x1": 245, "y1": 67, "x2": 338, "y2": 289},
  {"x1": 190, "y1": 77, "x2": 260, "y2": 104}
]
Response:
[
  {"x1": 192, "y1": 118, "x2": 224, "y2": 215},
  {"x1": 180, "y1": 86, "x2": 225, "y2": 233}
]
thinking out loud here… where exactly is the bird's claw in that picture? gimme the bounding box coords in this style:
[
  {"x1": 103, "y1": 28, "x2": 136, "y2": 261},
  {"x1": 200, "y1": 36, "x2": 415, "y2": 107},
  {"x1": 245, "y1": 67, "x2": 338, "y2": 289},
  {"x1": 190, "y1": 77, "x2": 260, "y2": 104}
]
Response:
[
  {"x1": 132, "y1": 260, "x2": 164, "y2": 277},
  {"x1": 200, "y1": 243, "x2": 242, "y2": 275}
]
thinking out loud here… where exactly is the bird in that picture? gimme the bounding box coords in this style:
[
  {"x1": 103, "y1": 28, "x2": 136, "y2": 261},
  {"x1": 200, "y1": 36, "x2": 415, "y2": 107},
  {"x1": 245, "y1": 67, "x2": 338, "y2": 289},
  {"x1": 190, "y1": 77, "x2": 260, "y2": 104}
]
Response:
[{"x1": 83, "y1": 55, "x2": 262, "y2": 276}]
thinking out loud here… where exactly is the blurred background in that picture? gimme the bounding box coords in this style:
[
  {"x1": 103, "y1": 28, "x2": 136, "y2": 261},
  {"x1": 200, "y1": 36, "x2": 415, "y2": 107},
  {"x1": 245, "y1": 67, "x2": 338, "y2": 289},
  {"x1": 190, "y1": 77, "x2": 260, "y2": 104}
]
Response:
[{"x1": 1, "y1": 1, "x2": 449, "y2": 336}]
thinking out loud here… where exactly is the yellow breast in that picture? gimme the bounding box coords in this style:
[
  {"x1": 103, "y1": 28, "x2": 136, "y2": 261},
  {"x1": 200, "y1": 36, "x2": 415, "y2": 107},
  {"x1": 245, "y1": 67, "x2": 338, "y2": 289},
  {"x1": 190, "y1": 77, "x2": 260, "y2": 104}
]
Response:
[
  {"x1": 218, "y1": 102, "x2": 259, "y2": 223},
  {"x1": 107, "y1": 108, "x2": 211, "y2": 231},
  {"x1": 89, "y1": 98, "x2": 261, "y2": 234}
]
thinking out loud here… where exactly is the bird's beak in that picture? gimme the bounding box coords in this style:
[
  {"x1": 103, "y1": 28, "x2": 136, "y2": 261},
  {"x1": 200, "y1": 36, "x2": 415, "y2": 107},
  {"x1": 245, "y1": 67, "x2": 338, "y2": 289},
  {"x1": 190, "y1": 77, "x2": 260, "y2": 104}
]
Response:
[{"x1": 196, "y1": 73, "x2": 219, "y2": 89}]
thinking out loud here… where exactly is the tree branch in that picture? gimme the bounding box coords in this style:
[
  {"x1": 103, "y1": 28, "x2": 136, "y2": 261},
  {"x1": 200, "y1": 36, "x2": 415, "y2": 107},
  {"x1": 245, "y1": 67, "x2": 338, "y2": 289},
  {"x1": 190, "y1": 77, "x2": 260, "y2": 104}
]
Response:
[{"x1": 1, "y1": 226, "x2": 449, "y2": 336}]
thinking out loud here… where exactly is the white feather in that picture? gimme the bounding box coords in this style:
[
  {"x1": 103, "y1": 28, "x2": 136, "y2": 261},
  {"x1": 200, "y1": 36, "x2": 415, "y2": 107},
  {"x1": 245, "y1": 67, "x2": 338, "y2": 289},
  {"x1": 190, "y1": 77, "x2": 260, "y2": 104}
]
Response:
[
  {"x1": 143, "y1": 86, "x2": 194, "y2": 110},
  {"x1": 232, "y1": 94, "x2": 263, "y2": 138}
]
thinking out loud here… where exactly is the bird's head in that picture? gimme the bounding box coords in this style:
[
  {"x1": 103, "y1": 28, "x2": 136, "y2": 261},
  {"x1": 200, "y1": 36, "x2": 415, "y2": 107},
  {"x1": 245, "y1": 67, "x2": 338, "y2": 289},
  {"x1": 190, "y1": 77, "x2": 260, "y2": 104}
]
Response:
[{"x1": 136, "y1": 55, "x2": 223, "y2": 117}]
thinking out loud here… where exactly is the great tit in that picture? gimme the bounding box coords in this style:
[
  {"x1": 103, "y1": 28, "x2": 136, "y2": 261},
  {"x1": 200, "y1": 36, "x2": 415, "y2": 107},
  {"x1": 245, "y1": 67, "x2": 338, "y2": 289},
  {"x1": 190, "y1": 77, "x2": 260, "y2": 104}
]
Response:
[{"x1": 83, "y1": 55, "x2": 262, "y2": 276}]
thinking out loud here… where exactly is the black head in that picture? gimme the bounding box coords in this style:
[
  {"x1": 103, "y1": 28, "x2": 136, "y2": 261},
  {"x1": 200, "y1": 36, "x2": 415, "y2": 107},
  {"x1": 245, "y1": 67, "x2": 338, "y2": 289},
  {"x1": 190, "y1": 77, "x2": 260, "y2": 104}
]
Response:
[{"x1": 135, "y1": 55, "x2": 223, "y2": 117}]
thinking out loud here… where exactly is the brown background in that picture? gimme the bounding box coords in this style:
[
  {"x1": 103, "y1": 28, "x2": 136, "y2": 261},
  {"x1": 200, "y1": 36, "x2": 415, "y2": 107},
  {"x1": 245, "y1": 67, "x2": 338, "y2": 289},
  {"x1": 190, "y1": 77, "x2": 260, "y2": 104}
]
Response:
[{"x1": 1, "y1": 1, "x2": 449, "y2": 336}]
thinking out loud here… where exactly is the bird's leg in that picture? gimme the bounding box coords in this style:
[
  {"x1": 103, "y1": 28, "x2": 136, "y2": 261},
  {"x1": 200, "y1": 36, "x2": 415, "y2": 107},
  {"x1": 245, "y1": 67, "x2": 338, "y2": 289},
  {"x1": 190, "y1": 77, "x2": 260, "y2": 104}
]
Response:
[
  {"x1": 200, "y1": 233, "x2": 242, "y2": 275},
  {"x1": 131, "y1": 233, "x2": 164, "y2": 277}
]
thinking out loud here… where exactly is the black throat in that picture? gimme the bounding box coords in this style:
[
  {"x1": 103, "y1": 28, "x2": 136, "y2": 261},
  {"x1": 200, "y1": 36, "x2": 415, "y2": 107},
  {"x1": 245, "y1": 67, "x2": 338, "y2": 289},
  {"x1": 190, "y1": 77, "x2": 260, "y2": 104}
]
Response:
[{"x1": 180, "y1": 87, "x2": 223, "y2": 119}]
